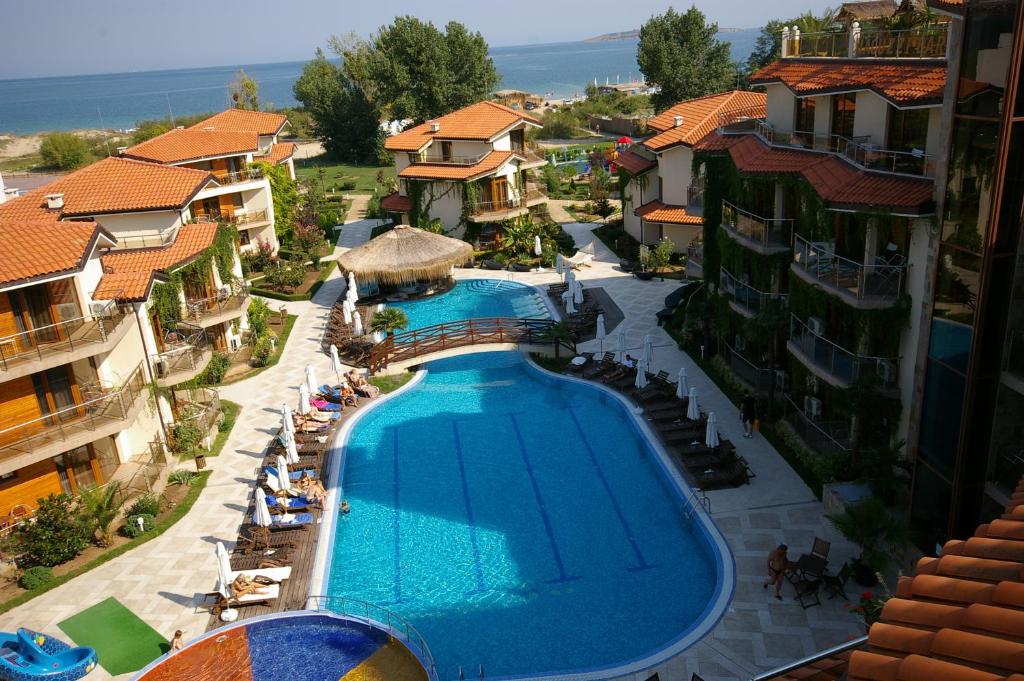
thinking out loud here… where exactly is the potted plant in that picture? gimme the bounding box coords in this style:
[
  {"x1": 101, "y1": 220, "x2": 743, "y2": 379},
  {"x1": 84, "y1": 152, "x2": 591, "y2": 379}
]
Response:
[{"x1": 827, "y1": 497, "x2": 908, "y2": 586}]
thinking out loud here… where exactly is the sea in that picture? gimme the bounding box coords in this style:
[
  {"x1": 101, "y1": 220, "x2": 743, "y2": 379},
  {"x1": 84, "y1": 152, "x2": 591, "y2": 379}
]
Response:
[{"x1": 0, "y1": 32, "x2": 759, "y2": 136}]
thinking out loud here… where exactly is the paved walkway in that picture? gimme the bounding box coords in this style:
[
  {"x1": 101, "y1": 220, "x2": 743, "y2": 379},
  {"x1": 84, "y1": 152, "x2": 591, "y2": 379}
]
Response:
[{"x1": 0, "y1": 215, "x2": 863, "y2": 681}]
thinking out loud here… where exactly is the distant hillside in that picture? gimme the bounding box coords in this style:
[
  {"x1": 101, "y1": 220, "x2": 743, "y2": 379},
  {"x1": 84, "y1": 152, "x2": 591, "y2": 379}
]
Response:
[{"x1": 584, "y1": 27, "x2": 750, "y2": 42}]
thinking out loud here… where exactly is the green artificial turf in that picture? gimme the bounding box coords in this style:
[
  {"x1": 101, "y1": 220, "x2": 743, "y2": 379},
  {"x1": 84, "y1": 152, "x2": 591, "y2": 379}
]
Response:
[{"x1": 58, "y1": 597, "x2": 168, "y2": 675}]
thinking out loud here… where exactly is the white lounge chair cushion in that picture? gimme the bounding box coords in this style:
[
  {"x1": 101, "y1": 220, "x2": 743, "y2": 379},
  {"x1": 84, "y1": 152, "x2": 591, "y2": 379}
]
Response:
[{"x1": 231, "y1": 567, "x2": 292, "y2": 582}]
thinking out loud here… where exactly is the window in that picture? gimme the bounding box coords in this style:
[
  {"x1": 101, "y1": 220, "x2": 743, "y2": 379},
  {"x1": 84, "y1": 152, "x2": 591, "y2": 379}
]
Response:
[
  {"x1": 239, "y1": 230, "x2": 251, "y2": 246},
  {"x1": 795, "y1": 97, "x2": 816, "y2": 132},
  {"x1": 887, "y1": 108, "x2": 929, "y2": 153},
  {"x1": 831, "y1": 93, "x2": 856, "y2": 140},
  {"x1": 441, "y1": 141, "x2": 453, "y2": 162}
]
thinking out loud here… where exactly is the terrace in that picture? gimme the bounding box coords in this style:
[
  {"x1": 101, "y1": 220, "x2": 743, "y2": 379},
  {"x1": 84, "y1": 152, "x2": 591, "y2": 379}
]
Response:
[
  {"x1": 468, "y1": 188, "x2": 547, "y2": 222},
  {"x1": 781, "y1": 23, "x2": 950, "y2": 60},
  {"x1": 184, "y1": 282, "x2": 250, "y2": 328},
  {"x1": 782, "y1": 394, "x2": 854, "y2": 457},
  {"x1": 787, "y1": 314, "x2": 898, "y2": 390},
  {"x1": 151, "y1": 322, "x2": 212, "y2": 387},
  {"x1": 720, "y1": 200, "x2": 792, "y2": 255},
  {"x1": 791, "y1": 234, "x2": 906, "y2": 309},
  {"x1": 719, "y1": 267, "x2": 788, "y2": 318}
]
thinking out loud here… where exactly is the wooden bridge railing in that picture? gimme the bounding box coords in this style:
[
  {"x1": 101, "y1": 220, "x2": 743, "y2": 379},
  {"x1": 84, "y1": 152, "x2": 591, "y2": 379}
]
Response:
[{"x1": 366, "y1": 317, "x2": 572, "y2": 374}]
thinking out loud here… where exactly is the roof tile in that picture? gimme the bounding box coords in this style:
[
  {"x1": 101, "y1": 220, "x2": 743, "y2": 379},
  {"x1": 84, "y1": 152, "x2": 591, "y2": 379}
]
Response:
[
  {"x1": 124, "y1": 128, "x2": 258, "y2": 164},
  {"x1": 398, "y1": 150, "x2": 515, "y2": 181},
  {"x1": 190, "y1": 109, "x2": 288, "y2": 135},
  {"x1": 644, "y1": 90, "x2": 767, "y2": 151},
  {"x1": 380, "y1": 191, "x2": 412, "y2": 212},
  {"x1": 385, "y1": 101, "x2": 541, "y2": 151},
  {"x1": 634, "y1": 200, "x2": 703, "y2": 225},
  {"x1": 615, "y1": 149, "x2": 657, "y2": 174},
  {"x1": 749, "y1": 59, "x2": 947, "y2": 106},
  {"x1": 0, "y1": 220, "x2": 103, "y2": 287},
  {"x1": 254, "y1": 142, "x2": 296, "y2": 166}
]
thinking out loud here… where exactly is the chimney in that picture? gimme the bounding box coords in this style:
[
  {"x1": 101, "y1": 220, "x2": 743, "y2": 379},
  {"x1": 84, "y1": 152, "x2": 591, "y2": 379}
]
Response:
[
  {"x1": 428, "y1": 120, "x2": 440, "y2": 133},
  {"x1": 116, "y1": 146, "x2": 128, "y2": 155},
  {"x1": 46, "y1": 193, "x2": 65, "y2": 211},
  {"x1": 175, "y1": 125, "x2": 184, "y2": 130},
  {"x1": 673, "y1": 115, "x2": 685, "y2": 128}
]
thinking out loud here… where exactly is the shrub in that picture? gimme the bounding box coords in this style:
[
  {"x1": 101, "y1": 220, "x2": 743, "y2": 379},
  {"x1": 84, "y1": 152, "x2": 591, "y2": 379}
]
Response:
[
  {"x1": 265, "y1": 261, "x2": 306, "y2": 291},
  {"x1": 247, "y1": 297, "x2": 271, "y2": 337},
  {"x1": 339, "y1": 179, "x2": 357, "y2": 190},
  {"x1": 126, "y1": 492, "x2": 162, "y2": 518},
  {"x1": 168, "y1": 469, "x2": 198, "y2": 487},
  {"x1": 194, "y1": 351, "x2": 231, "y2": 385},
  {"x1": 217, "y1": 409, "x2": 235, "y2": 433},
  {"x1": 249, "y1": 332, "x2": 276, "y2": 367},
  {"x1": 39, "y1": 132, "x2": 90, "y2": 169},
  {"x1": 19, "y1": 566, "x2": 55, "y2": 591},
  {"x1": 121, "y1": 514, "x2": 156, "y2": 539},
  {"x1": 171, "y1": 421, "x2": 204, "y2": 454},
  {"x1": 79, "y1": 482, "x2": 126, "y2": 547},
  {"x1": 18, "y1": 494, "x2": 90, "y2": 567}
]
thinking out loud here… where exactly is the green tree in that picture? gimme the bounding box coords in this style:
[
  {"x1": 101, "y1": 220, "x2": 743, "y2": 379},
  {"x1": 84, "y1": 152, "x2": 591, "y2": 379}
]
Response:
[
  {"x1": 247, "y1": 297, "x2": 272, "y2": 336},
  {"x1": 746, "y1": 19, "x2": 790, "y2": 72},
  {"x1": 39, "y1": 132, "x2": 91, "y2": 170},
  {"x1": 18, "y1": 494, "x2": 91, "y2": 567},
  {"x1": 827, "y1": 497, "x2": 908, "y2": 574},
  {"x1": 79, "y1": 481, "x2": 126, "y2": 547},
  {"x1": 637, "y1": 6, "x2": 736, "y2": 111},
  {"x1": 501, "y1": 215, "x2": 536, "y2": 256},
  {"x1": 650, "y1": 238, "x2": 676, "y2": 270},
  {"x1": 229, "y1": 69, "x2": 260, "y2": 110},
  {"x1": 254, "y1": 161, "x2": 299, "y2": 240},
  {"x1": 371, "y1": 308, "x2": 410, "y2": 336}
]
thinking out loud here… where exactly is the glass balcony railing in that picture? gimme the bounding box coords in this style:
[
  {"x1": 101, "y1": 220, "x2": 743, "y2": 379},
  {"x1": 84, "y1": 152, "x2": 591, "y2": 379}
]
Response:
[
  {"x1": 838, "y1": 138, "x2": 937, "y2": 178},
  {"x1": 471, "y1": 188, "x2": 547, "y2": 217},
  {"x1": 413, "y1": 151, "x2": 489, "y2": 166},
  {"x1": 686, "y1": 237, "x2": 704, "y2": 267},
  {"x1": 212, "y1": 168, "x2": 264, "y2": 185},
  {"x1": 789, "y1": 314, "x2": 898, "y2": 388},
  {"x1": 184, "y1": 282, "x2": 249, "y2": 325},
  {"x1": 783, "y1": 24, "x2": 949, "y2": 60},
  {"x1": 783, "y1": 395, "x2": 853, "y2": 456},
  {"x1": 687, "y1": 182, "x2": 705, "y2": 213},
  {"x1": 721, "y1": 200, "x2": 792, "y2": 251},
  {"x1": 792, "y1": 234, "x2": 906, "y2": 305},
  {"x1": 720, "y1": 268, "x2": 788, "y2": 316},
  {"x1": 0, "y1": 299, "x2": 129, "y2": 372}
]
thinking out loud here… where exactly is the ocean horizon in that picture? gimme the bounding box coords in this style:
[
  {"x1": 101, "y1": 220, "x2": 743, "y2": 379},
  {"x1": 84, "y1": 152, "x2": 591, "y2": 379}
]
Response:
[{"x1": 0, "y1": 32, "x2": 759, "y2": 136}]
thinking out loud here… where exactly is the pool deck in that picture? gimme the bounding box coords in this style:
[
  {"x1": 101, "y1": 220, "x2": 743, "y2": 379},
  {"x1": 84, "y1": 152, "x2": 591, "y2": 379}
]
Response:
[{"x1": 0, "y1": 213, "x2": 864, "y2": 681}]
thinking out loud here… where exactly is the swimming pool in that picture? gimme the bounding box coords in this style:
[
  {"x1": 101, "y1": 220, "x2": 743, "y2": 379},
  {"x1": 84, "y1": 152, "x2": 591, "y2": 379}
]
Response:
[
  {"x1": 391, "y1": 279, "x2": 551, "y2": 330},
  {"x1": 317, "y1": 352, "x2": 732, "y2": 680}
]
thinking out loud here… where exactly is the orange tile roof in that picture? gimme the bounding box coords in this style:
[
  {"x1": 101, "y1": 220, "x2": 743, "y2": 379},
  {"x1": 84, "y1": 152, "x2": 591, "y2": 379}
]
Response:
[
  {"x1": 397, "y1": 150, "x2": 515, "y2": 181},
  {"x1": 380, "y1": 191, "x2": 412, "y2": 212},
  {"x1": 254, "y1": 142, "x2": 296, "y2": 166},
  {"x1": 385, "y1": 101, "x2": 542, "y2": 152},
  {"x1": 0, "y1": 220, "x2": 110, "y2": 288},
  {"x1": 839, "y1": 477, "x2": 1024, "y2": 681},
  {"x1": 749, "y1": 59, "x2": 947, "y2": 106},
  {"x1": 615, "y1": 149, "x2": 657, "y2": 174},
  {"x1": 724, "y1": 134, "x2": 934, "y2": 213},
  {"x1": 94, "y1": 222, "x2": 220, "y2": 301},
  {"x1": 191, "y1": 109, "x2": 288, "y2": 136},
  {"x1": 124, "y1": 128, "x2": 258, "y2": 164},
  {"x1": 928, "y1": 0, "x2": 964, "y2": 14},
  {"x1": 634, "y1": 200, "x2": 703, "y2": 225},
  {"x1": 644, "y1": 91, "x2": 767, "y2": 151},
  {"x1": 0, "y1": 157, "x2": 214, "y2": 220}
]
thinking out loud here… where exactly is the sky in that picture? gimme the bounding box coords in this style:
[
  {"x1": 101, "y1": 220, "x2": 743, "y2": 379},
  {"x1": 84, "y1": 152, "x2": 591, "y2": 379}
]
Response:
[{"x1": 0, "y1": 0, "x2": 833, "y2": 80}]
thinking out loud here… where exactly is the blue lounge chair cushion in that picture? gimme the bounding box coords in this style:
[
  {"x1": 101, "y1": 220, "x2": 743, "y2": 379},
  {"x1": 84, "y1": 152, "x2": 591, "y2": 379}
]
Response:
[
  {"x1": 265, "y1": 465, "x2": 317, "y2": 482},
  {"x1": 271, "y1": 512, "x2": 313, "y2": 526},
  {"x1": 266, "y1": 495, "x2": 312, "y2": 509}
]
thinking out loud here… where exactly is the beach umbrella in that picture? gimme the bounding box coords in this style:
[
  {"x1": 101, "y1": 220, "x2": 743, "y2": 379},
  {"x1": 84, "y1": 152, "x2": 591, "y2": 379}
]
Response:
[
  {"x1": 573, "y1": 280, "x2": 584, "y2": 305},
  {"x1": 280, "y1": 403, "x2": 294, "y2": 436},
  {"x1": 284, "y1": 428, "x2": 300, "y2": 465},
  {"x1": 534, "y1": 235, "x2": 543, "y2": 257},
  {"x1": 215, "y1": 542, "x2": 234, "y2": 602},
  {"x1": 556, "y1": 254, "x2": 564, "y2": 279},
  {"x1": 616, "y1": 330, "x2": 627, "y2": 363},
  {"x1": 347, "y1": 271, "x2": 358, "y2": 297},
  {"x1": 342, "y1": 300, "x2": 353, "y2": 326},
  {"x1": 565, "y1": 268, "x2": 575, "y2": 291},
  {"x1": 353, "y1": 311, "x2": 364, "y2": 337},
  {"x1": 298, "y1": 384, "x2": 311, "y2": 416},
  {"x1": 641, "y1": 334, "x2": 654, "y2": 366},
  {"x1": 634, "y1": 356, "x2": 649, "y2": 390},
  {"x1": 617, "y1": 136, "x2": 633, "y2": 145},
  {"x1": 596, "y1": 313, "x2": 606, "y2": 353},
  {"x1": 687, "y1": 387, "x2": 700, "y2": 421},
  {"x1": 676, "y1": 367, "x2": 689, "y2": 400},
  {"x1": 562, "y1": 290, "x2": 577, "y2": 315},
  {"x1": 276, "y1": 454, "x2": 292, "y2": 496},
  {"x1": 254, "y1": 493, "x2": 273, "y2": 529},
  {"x1": 305, "y1": 364, "x2": 318, "y2": 394},
  {"x1": 330, "y1": 344, "x2": 344, "y2": 380},
  {"x1": 706, "y1": 412, "x2": 720, "y2": 448}
]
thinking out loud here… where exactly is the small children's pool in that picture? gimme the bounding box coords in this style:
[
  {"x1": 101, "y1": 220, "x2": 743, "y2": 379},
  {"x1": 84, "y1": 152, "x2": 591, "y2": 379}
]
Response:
[
  {"x1": 391, "y1": 279, "x2": 550, "y2": 330},
  {"x1": 320, "y1": 352, "x2": 732, "y2": 680}
]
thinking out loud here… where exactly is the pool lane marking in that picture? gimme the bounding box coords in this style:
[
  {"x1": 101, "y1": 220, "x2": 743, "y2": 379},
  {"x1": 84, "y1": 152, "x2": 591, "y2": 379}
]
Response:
[
  {"x1": 509, "y1": 414, "x2": 580, "y2": 585},
  {"x1": 452, "y1": 420, "x2": 487, "y2": 594},
  {"x1": 565, "y1": 407, "x2": 657, "y2": 572},
  {"x1": 391, "y1": 427, "x2": 402, "y2": 604}
]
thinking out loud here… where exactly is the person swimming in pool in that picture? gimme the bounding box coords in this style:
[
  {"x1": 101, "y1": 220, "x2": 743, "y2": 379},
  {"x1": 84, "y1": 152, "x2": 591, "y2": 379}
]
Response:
[{"x1": 341, "y1": 500, "x2": 351, "y2": 514}]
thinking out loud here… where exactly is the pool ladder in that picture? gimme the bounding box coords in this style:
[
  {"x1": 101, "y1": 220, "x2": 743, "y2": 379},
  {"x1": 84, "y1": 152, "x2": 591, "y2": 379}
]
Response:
[
  {"x1": 457, "y1": 665, "x2": 485, "y2": 680},
  {"x1": 684, "y1": 488, "x2": 711, "y2": 519}
]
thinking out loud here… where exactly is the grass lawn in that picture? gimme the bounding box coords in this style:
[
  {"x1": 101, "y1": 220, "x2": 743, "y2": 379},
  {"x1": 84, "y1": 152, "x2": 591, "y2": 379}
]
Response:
[
  {"x1": 0, "y1": 154, "x2": 46, "y2": 173},
  {"x1": 59, "y1": 597, "x2": 168, "y2": 675},
  {"x1": 369, "y1": 372, "x2": 414, "y2": 393},
  {"x1": 295, "y1": 155, "x2": 394, "y2": 193},
  {"x1": 219, "y1": 314, "x2": 298, "y2": 385}
]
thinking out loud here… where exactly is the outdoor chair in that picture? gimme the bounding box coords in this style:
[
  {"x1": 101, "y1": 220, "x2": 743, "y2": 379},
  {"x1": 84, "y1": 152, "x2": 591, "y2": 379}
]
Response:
[
  {"x1": 811, "y1": 537, "x2": 831, "y2": 562},
  {"x1": 822, "y1": 562, "x2": 852, "y2": 601},
  {"x1": 793, "y1": 576, "x2": 822, "y2": 609},
  {"x1": 208, "y1": 581, "x2": 280, "y2": 617}
]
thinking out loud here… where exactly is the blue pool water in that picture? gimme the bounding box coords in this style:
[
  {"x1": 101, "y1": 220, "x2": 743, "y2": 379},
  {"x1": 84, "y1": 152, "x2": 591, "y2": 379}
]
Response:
[
  {"x1": 325, "y1": 352, "x2": 729, "y2": 679},
  {"x1": 391, "y1": 279, "x2": 550, "y2": 331}
]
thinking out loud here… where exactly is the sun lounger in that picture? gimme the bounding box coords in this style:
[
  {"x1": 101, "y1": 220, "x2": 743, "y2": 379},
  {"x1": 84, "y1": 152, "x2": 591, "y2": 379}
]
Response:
[
  {"x1": 265, "y1": 512, "x2": 315, "y2": 529},
  {"x1": 236, "y1": 526, "x2": 298, "y2": 555},
  {"x1": 695, "y1": 459, "x2": 750, "y2": 490},
  {"x1": 309, "y1": 398, "x2": 342, "y2": 412},
  {"x1": 265, "y1": 465, "x2": 317, "y2": 482},
  {"x1": 266, "y1": 494, "x2": 315, "y2": 513},
  {"x1": 660, "y1": 424, "x2": 707, "y2": 444},
  {"x1": 581, "y1": 359, "x2": 617, "y2": 380},
  {"x1": 568, "y1": 241, "x2": 595, "y2": 268},
  {"x1": 210, "y1": 582, "x2": 280, "y2": 616}
]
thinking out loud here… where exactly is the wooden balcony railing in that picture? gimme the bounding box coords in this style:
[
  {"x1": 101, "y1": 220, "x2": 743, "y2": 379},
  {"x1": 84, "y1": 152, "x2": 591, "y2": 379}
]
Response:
[{"x1": 184, "y1": 282, "x2": 249, "y2": 324}]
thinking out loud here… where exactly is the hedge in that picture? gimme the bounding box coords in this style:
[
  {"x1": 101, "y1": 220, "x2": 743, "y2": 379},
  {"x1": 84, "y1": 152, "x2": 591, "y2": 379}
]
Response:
[{"x1": 249, "y1": 261, "x2": 337, "y2": 302}]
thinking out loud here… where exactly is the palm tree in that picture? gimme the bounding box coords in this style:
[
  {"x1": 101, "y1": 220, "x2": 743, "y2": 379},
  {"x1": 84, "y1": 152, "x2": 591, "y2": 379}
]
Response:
[
  {"x1": 501, "y1": 215, "x2": 535, "y2": 256},
  {"x1": 370, "y1": 307, "x2": 410, "y2": 336},
  {"x1": 826, "y1": 497, "x2": 908, "y2": 583},
  {"x1": 540, "y1": 322, "x2": 575, "y2": 359},
  {"x1": 79, "y1": 481, "x2": 125, "y2": 547}
]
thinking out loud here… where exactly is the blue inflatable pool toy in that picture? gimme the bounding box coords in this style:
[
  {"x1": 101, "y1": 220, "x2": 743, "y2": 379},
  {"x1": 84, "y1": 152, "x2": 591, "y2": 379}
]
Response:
[{"x1": 0, "y1": 629, "x2": 97, "y2": 681}]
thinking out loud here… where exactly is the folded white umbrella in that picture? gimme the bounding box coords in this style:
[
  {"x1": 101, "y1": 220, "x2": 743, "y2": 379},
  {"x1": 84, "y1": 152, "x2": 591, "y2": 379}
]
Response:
[
  {"x1": 687, "y1": 387, "x2": 700, "y2": 421},
  {"x1": 616, "y1": 330, "x2": 627, "y2": 363},
  {"x1": 276, "y1": 454, "x2": 292, "y2": 496},
  {"x1": 641, "y1": 334, "x2": 654, "y2": 365},
  {"x1": 305, "y1": 364, "x2": 318, "y2": 394},
  {"x1": 634, "y1": 356, "x2": 649, "y2": 389},
  {"x1": 556, "y1": 254, "x2": 564, "y2": 278},
  {"x1": 353, "y1": 311, "x2": 364, "y2": 337},
  {"x1": 534, "y1": 235, "x2": 543, "y2": 256},
  {"x1": 285, "y1": 433, "x2": 300, "y2": 465},
  {"x1": 280, "y1": 403, "x2": 294, "y2": 436},
  {"x1": 595, "y1": 313, "x2": 606, "y2": 352},
  {"x1": 330, "y1": 344, "x2": 343, "y2": 379},
  {"x1": 347, "y1": 272, "x2": 358, "y2": 299},
  {"x1": 565, "y1": 268, "x2": 575, "y2": 291},
  {"x1": 215, "y1": 541, "x2": 234, "y2": 601},
  {"x1": 573, "y1": 280, "x2": 584, "y2": 304},
  {"x1": 342, "y1": 301, "x2": 353, "y2": 326},
  {"x1": 676, "y1": 367, "x2": 689, "y2": 400},
  {"x1": 563, "y1": 290, "x2": 577, "y2": 315},
  {"x1": 254, "y1": 494, "x2": 273, "y2": 528},
  {"x1": 705, "y1": 412, "x2": 720, "y2": 448},
  {"x1": 298, "y1": 384, "x2": 311, "y2": 416}
]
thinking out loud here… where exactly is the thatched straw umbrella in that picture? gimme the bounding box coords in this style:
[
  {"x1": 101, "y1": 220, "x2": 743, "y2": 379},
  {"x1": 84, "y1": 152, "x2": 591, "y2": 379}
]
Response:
[{"x1": 338, "y1": 225, "x2": 473, "y2": 286}]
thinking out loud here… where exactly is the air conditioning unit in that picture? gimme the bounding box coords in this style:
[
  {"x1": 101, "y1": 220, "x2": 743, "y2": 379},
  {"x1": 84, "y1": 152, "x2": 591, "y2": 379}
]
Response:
[
  {"x1": 735, "y1": 334, "x2": 746, "y2": 352},
  {"x1": 89, "y1": 302, "x2": 109, "y2": 316},
  {"x1": 806, "y1": 374, "x2": 820, "y2": 394},
  {"x1": 877, "y1": 359, "x2": 896, "y2": 384},
  {"x1": 808, "y1": 316, "x2": 825, "y2": 336},
  {"x1": 775, "y1": 370, "x2": 789, "y2": 391},
  {"x1": 804, "y1": 396, "x2": 822, "y2": 418},
  {"x1": 229, "y1": 337, "x2": 241, "y2": 352}
]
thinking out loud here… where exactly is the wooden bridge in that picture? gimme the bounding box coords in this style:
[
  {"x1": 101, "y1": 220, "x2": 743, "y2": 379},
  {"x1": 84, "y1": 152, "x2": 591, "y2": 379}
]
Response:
[{"x1": 366, "y1": 317, "x2": 573, "y2": 374}]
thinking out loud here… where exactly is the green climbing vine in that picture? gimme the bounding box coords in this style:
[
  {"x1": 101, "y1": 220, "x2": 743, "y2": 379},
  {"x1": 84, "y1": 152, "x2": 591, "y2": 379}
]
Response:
[{"x1": 149, "y1": 224, "x2": 239, "y2": 329}]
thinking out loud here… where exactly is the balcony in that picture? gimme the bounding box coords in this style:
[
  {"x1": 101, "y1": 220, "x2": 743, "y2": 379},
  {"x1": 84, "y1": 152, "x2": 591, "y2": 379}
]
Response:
[
  {"x1": 108, "y1": 228, "x2": 178, "y2": 251},
  {"x1": 782, "y1": 24, "x2": 949, "y2": 60},
  {"x1": 685, "y1": 237, "x2": 704, "y2": 278},
  {"x1": 195, "y1": 209, "x2": 271, "y2": 229},
  {"x1": 413, "y1": 151, "x2": 490, "y2": 166},
  {"x1": 783, "y1": 395, "x2": 853, "y2": 457},
  {"x1": 719, "y1": 268, "x2": 788, "y2": 318},
  {"x1": 0, "y1": 363, "x2": 147, "y2": 475},
  {"x1": 184, "y1": 282, "x2": 250, "y2": 328},
  {"x1": 838, "y1": 138, "x2": 936, "y2": 179},
  {"x1": 151, "y1": 323, "x2": 211, "y2": 388},
  {"x1": 468, "y1": 188, "x2": 547, "y2": 222},
  {"x1": 787, "y1": 314, "x2": 898, "y2": 390},
  {"x1": 721, "y1": 200, "x2": 792, "y2": 255},
  {"x1": 687, "y1": 182, "x2": 705, "y2": 217},
  {"x1": 0, "y1": 299, "x2": 134, "y2": 381},
  {"x1": 720, "y1": 339, "x2": 773, "y2": 394},
  {"x1": 211, "y1": 168, "x2": 265, "y2": 185},
  {"x1": 791, "y1": 234, "x2": 906, "y2": 309}
]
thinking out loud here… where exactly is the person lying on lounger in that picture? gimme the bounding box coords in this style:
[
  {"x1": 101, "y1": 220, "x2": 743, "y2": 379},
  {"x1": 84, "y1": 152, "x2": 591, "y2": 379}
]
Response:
[
  {"x1": 346, "y1": 370, "x2": 380, "y2": 398},
  {"x1": 297, "y1": 473, "x2": 327, "y2": 505},
  {"x1": 339, "y1": 382, "x2": 359, "y2": 406},
  {"x1": 232, "y1": 575, "x2": 269, "y2": 598}
]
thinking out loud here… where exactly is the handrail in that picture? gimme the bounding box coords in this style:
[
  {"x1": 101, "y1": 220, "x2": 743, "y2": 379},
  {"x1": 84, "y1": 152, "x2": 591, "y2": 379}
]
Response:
[
  {"x1": 782, "y1": 394, "x2": 853, "y2": 454},
  {"x1": 683, "y1": 487, "x2": 711, "y2": 519},
  {"x1": 720, "y1": 268, "x2": 788, "y2": 315},
  {"x1": 721, "y1": 200, "x2": 792, "y2": 250},
  {"x1": 195, "y1": 209, "x2": 269, "y2": 226},
  {"x1": 792, "y1": 234, "x2": 906, "y2": 303},
  {"x1": 211, "y1": 168, "x2": 264, "y2": 185},
  {"x1": 785, "y1": 24, "x2": 948, "y2": 60},
  {"x1": 413, "y1": 150, "x2": 490, "y2": 166},
  {"x1": 687, "y1": 182, "x2": 705, "y2": 211},
  {"x1": 838, "y1": 137, "x2": 936, "y2": 178},
  {"x1": 789, "y1": 314, "x2": 897, "y2": 387},
  {"x1": 305, "y1": 595, "x2": 439, "y2": 681},
  {"x1": 107, "y1": 228, "x2": 179, "y2": 250},
  {"x1": 751, "y1": 636, "x2": 868, "y2": 680},
  {"x1": 0, "y1": 299, "x2": 129, "y2": 371},
  {"x1": 472, "y1": 189, "x2": 547, "y2": 215},
  {"x1": 366, "y1": 317, "x2": 570, "y2": 374},
  {"x1": 0, "y1": 363, "x2": 146, "y2": 455},
  {"x1": 185, "y1": 282, "x2": 249, "y2": 322}
]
